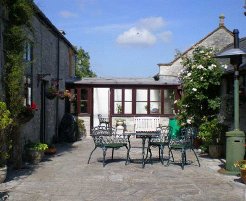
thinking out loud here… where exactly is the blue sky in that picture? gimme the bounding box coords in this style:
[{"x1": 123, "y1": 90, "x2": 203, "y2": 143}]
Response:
[{"x1": 34, "y1": 0, "x2": 246, "y2": 77}]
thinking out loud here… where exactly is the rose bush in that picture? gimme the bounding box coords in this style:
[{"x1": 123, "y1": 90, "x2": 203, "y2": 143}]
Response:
[{"x1": 176, "y1": 46, "x2": 225, "y2": 150}]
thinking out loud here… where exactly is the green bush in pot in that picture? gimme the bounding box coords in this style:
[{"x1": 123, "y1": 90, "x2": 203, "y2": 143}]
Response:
[{"x1": 24, "y1": 141, "x2": 48, "y2": 164}]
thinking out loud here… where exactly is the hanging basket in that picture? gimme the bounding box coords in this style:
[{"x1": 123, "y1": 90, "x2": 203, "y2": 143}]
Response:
[{"x1": 17, "y1": 109, "x2": 34, "y2": 124}]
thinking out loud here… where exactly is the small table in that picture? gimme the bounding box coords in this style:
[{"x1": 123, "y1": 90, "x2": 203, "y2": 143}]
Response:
[{"x1": 125, "y1": 131, "x2": 160, "y2": 168}]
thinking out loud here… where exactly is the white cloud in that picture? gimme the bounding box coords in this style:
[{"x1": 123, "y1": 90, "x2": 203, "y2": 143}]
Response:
[
  {"x1": 137, "y1": 17, "x2": 166, "y2": 30},
  {"x1": 116, "y1": 16, "x2": 171, "y2": 47},
  {"x1": 59, "y1": 10, "x2": 78, "y2": 18},
  {"x1": 116, "y1": 27, "x2": 156, "y2": 46},
  {"x1": 157, "y1": 31, "x2": 172, "y2": 43}
]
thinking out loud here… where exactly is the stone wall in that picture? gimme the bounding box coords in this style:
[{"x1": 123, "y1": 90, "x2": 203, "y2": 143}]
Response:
[{"x1": 20, "y1": 12, "x2": 76, "y2": 144}]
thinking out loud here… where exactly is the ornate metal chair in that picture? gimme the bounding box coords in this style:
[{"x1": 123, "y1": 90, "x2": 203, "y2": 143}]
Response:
[
  {"x1": 167, "y1": 127, "x2": 200, "y2": 170},
  {"x1": 147, "y1": 126, "x2": 173, "y2": 165},
  {"x1": 88, "y1": 126, "x2": 129, "y2": 167},
  {"x1": 98, "y1": 114, "x2": 110, "y2": 128}
]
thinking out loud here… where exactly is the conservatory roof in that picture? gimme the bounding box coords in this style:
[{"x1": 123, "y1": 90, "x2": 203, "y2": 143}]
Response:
[{"x1": 67, "y1": 76, "x2": 180, "y2": 86}]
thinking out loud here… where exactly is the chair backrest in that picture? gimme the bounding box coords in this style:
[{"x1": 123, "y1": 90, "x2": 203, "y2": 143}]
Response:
[
  {"x1": 153, "y1": 126, "x2": 172, "y2": 143},
  {"x1": 91, "y1": 126, "x2": 116, "y2": 145},
  {"x1": 98, "y1": 114, "x2": 109, "y2": 124},
  {"x1": 171, "y1": 126, "x2": 197, "y2": 147}
]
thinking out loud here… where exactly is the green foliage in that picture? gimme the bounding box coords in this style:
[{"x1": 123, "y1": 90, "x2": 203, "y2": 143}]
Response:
[
  {"x1": 77, "y1": 119, "x2": 86, "y2": 133},
  {"x1": 0, "y1": 102, "x2": 12, "y2": 130},
  {"x1": 176, "y1": 46, "x2": 223, "y2": 127},
  {"x1": 0, "y1": 102, "x2": 12, "y2": 167},
  {"x1": 75, "y1": 47, "x2": 96, "y2": 78},
  {"x1": 2, "y1": 0, "x2": 34, "y2": 168},
  {"x1": 198, "y1": 118, "x2": 225, "y2": 146},
  {"x1": 3, "y1": 0, "x2": 33, "y2": 120},
  {"x1": 25, "y1": 141, "x2": 48, "y2": 151}
]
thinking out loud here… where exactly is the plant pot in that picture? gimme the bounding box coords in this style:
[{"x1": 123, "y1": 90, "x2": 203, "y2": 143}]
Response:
[
  {"x1": 25, "y1": 149, "x2": 44, "y2": 164},
  {"x1": 0, "y1": 165, "x2": 7, "y2": 183},
  {"x1": 209, "y1": 144, "x2": 222, "y2": 158},
  {"x1": 44, "y1": 147, "x2": 57, "y2": 155},
  {"x1": 240, "y1": 168, "x2": 246, "y2": 184}
]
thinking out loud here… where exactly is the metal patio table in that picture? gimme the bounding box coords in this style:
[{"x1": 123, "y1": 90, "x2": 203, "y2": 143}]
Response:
[{"x1": 125, "y1": 131, "x2": 160, "y2": 168}]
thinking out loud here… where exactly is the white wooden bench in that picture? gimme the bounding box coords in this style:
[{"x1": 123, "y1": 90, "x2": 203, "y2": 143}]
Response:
[{"x1": 134, "y1": 117, "x2": 160, "y2": 132}]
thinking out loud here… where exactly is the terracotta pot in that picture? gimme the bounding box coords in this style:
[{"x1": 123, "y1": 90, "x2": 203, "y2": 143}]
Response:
[
  {"x1": 44, "y1": 147, "x2": 57, "y2": 155},
  {"x1": 0, "y1": 165, "x2": 7, "y2": 183},
  {"x1": 240, "y1": 168, "x2": 246, "y2": 184}
]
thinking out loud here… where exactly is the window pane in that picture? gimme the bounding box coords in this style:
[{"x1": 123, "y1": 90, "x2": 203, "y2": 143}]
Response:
[
  {"x1": 114, "y1": 89, "x2": 122, "y2": 101},
  {"x1": 164, "y1": 89, "x2": 175, "y2": 114},
  {"x1": 150, "y1": 89, "x2": 160, "y2": 101},
  {"x1": 124, "y1": 102, "x2": 132, "y2": 114},
  {"x1": 81, "y1": 101, "x2": 88, "y2": 113},
  {"x1": 136, "y1": 89, "x2": 147, "y2": 101},
  {"x1": 125, "y1": 89, "x2": 132, "y2": 101},
  {"x1": 81, "y1": 89, "x2": 88, "y2": 100},
  {"x1": 136, "y1": 102, "x2": 147, "y2": 114},
  {"x1": 81, "y1": 89, "x2": 88, "y2": 113}
]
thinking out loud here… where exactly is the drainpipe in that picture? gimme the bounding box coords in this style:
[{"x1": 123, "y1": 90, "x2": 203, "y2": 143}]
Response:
[{"x1": 55, "y1": 37, "x2": 60, "y2": 139}]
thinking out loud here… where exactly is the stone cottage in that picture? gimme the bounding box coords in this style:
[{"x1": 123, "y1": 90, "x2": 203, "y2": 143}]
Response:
[{"x1": 0, "y1": 2, "x2": 77, "y2": 144}]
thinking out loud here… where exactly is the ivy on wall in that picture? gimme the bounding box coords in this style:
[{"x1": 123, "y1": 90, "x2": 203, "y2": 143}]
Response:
[
  {"x1": 3, "y1": 0, "x2": 33, "y2": 119},
  {"x1": 2, "y1": 0, "x2": 34, "y2": 168}
]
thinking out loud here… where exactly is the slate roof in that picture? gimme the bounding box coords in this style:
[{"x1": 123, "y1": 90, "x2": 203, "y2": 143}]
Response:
[{"x1": 67, "y1": 76, "x2": 180, "y2": 86}]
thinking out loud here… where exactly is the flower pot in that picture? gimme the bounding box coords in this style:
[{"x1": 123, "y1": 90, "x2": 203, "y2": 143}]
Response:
[
  {"x1": 44, "y1": 147, "x2": 57, "y2": 155},
  {"x1": 240, "y1": 168, "x2": 246, "y2": 184},
  {"x1": 25, "y1": 149, "x2": 44, "y2": 164},
  {"x1": 0, "y1": 165, "x2": 7, "y2": 183},
  {"x1": 209, "y1": 144, "x2": 222, "y2": 158}
]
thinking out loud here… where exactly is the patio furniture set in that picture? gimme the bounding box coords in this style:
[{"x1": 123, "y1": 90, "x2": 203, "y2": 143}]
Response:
[{"x1": 87, "y1": 122, "x2": 201, "y2": 169}]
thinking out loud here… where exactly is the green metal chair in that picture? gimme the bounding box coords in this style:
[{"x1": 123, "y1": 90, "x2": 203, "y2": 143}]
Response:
[
  {"x1": 167, "y1": 127, "x2": 200, "y2": 170},
  {"x1": 147, "y1": 126, "x2": 173, "y2": 165},
  {"x1": 88, "y1": 126, "x2": 129, "y2": 167}
]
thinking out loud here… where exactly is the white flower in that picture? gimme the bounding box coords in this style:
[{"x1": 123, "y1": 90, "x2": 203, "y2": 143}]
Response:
[
  {"x1": 200, "y1": 50, "x2": 204, "y2": 53},
  {"x1": 192, "y1": 88, "x2": 197, "y2": 92},
  {"x1": 174, "y1": 100, "x2": 178, "y2": 104},
  {"x1": 187, "y1": 119, "x2": 192, "y2": 124},
  {"x1": 187, "y1": 72, "x2": 191, "y2": 77},
  {"x1": 197, "y1": 65, "x2": 204, "y2": 70},
  {"x1": 222, "y1": 64, "x2": 228, "y2": 69},
  {"x1": 208, "y1": 64, "x2": 216, "y2": 70},
  {"x1": 200, "y1": 77, "x2": 203, "y2": 81}
]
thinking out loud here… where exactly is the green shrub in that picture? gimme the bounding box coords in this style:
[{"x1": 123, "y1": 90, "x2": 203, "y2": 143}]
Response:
[{"x1": 25, "y1": 141, "x2": 48, "y2": 151}]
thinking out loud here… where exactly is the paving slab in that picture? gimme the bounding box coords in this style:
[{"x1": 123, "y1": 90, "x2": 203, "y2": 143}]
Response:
[{"x1": 0, "y1": 138, "x2": 246, "y2": 201}]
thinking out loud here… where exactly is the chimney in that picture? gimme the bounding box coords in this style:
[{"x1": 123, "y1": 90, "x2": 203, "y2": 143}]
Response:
[{"x1": 219, "y1": 14, "x2": 225, "y2": 27}]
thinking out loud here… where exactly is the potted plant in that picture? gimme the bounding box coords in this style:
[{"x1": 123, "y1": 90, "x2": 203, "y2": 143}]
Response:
[
  {"x1": 77, "y1": 119, "x2": 86, "y2": 140},
  {"x1": 45, "y1": 86, "x2": 58, "y2": 100},
  {"x1": 44, "y1": 144, "x2": 57, "y2": 155},
  {"x1": 0, "y1": 102, "x2": 12, "y2": 183},
  {"x1": 24, "y1": 141, "x2": 48, "y2": 164},
  {"x1": 198, "y1": 118, "x2": 226, "y2": 158},
  {"x1": 234, "y1": 160, "x2": 246, "y2": 184}
]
